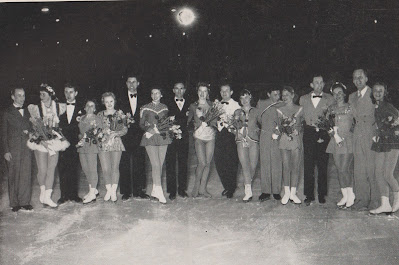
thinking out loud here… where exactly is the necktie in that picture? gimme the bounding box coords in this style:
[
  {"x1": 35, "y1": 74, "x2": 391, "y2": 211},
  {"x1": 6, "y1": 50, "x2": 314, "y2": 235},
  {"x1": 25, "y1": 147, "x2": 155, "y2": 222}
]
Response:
[
  {"x1": 130, "y1": 94, "x2": 137, "y2": 98},
  {"x1": 67, "y1": 102, "x2": 75, "y2": 105},
  {"x1": 312, "y1": 95, "x2": 322, "y2": 98},
  {"x1": 175, "y1": 98, "x2": 184, "y2": 102},
  {"x1": 221, "y1": 101, "x2": 229, "y2": 105}
]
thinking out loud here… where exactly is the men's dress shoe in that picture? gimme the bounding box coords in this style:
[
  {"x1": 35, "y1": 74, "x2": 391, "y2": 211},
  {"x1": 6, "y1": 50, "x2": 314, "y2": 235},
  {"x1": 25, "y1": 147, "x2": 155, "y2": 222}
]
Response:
[
  {"x1": 304, "y1": 197, "x2": 314, "y2": 206},
  {"x1": 20, "y1": 205, "x2": 34, "y2": 211},
  {"x1": 57, "y1": 197, "x2": 68, "y2": 205},
  {"x1": 178, "y1": 190, "x2": 189, "y2": 198},
  {"x1": 259, "y1": 193, "x2": 271, "y2": 202},
  {"x1": 222, "y1": 190, "x2": 229, "y2": 196},
  {"x1": 134, "y1": 191, "x2": 150, "y2": 199},
  {"x1": 70, "y1": 196, "x2": 83, "y2": 203},
  {"x1": 226, "y1": 191, "x2": 234, "y2": 198},
  {"x1": 121, "y1": 194, "x2": 131, "y2": 201},
  {"x1": 169, "y1": 193, "x2": 176, "y2": 200},
  {"x1": 12, "y1": 206, "x2": 21, "y2": 212},
  {"x1": 318, "y1": 196, "x2": 326, "y2": 204},
  {"x1": 273, "y1": 194, "x2": 282, "y2": 200}
]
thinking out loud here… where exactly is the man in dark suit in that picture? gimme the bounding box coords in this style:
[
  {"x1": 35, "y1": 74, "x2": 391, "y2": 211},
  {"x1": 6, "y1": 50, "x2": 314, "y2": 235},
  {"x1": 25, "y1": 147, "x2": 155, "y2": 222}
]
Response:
[
  {"x1": 299, "y1": 74, "x2": 334, "y2": 206},
  {"x1": 2, "y1": 87, "x2": 33, "y2": 212},
  {"x1": 57, "y1": 83, "x2": 83, "y2": 204},
  {"x1": 119, "y1": 74, "x2": 150, "y2": 201},
  {"x1": 165, "y1": 82, "x2": 190, "y2": 200}
]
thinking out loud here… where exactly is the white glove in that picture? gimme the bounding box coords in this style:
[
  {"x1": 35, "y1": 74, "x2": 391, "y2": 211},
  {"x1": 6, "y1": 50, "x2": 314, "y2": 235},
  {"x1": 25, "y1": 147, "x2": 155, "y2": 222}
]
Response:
[{"x1": 272, "y1": 133, "x2": 279, "y2": 140}]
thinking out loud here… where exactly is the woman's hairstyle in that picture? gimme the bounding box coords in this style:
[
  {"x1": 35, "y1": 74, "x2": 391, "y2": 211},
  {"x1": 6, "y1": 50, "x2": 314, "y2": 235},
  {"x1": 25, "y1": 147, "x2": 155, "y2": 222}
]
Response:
[
  {"x1": 39, "y1": 83, "x2": 57, "y2": 100},
  {"x1": 101, "y1": 92, "x2": 117, "y2": 105},
  {"x1": 281, "y1": 85, "x2": 298, "y2": 102},
  {"x1": 239, "y1": 89, "x2": 252, "y2": 98},
  {"x1": 330, "y1": 82, "x2": 348, "y2": 103},
  {"x1": 84, "y1": 99, "x2": 99, "y2": 114},
  {"x1": 196, "y1": 82, "x2": 210, "y2": 92},
  {"x1": 151, "y1": 86, "x2": 163, "y2": 96},
  {"x1": 238, "y1": 89, "x2": 255, "y2": 107},
  {"x1": 371, "y1": 81, "x2": 389, "y2": 104}
]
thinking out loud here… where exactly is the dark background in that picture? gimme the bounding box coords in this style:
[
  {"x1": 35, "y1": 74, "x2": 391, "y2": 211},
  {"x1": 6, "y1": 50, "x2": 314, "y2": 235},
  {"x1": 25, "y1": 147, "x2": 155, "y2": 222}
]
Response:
[{"x1": 1, "y1": 0, "x2": 399, "y2": 107}]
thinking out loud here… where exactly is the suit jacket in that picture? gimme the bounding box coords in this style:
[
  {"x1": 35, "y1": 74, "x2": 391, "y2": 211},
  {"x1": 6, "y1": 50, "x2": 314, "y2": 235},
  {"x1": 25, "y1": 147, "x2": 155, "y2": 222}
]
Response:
[
  {"x1": 299, "y1": 92, "x2": 334, "y2": 126},
  {"x1": 118, "y1": 90, "x2": 145, "y2": 149},
  {"x1": 166, "y1": 98, "x2": 190, "y2": 136},
  {"x1": 58, "y1": 102, "x2": 83, "y2": 148},
  {"x1": 348, "y1": 86, "x2": 375, "y2": 145},
  {"x1": 2, "y1": 105, "x2": 31, "y2": 156}
]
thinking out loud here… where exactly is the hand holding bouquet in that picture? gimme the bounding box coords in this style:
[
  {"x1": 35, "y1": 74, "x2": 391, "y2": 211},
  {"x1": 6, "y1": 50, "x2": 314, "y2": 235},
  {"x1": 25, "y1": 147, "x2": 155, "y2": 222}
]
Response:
[{"x1": 27, "y1": 116, "x2": 70, "y2": 155}]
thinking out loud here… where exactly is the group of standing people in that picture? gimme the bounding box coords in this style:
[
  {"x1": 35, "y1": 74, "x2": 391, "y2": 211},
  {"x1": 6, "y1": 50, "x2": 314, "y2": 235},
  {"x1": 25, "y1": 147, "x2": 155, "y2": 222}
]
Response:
[{"x1": 3, "y1": 68, "x2": 399, "y2": 215}]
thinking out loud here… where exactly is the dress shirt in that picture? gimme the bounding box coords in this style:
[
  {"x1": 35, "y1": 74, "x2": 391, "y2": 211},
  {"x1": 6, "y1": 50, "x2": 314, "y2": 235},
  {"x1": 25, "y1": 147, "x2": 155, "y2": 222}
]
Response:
[
  {"x1": 128, "y1": 91, "x2": 138, "y2": 116},
  {"x1": 311, "y1": 92, "x2": 323, "y2": 108},
  {"x1": 66, "y1": 100, "x2": 76, "y2": 124},
  {"x1": 357, "y1": 86, "x2": 369, "y2": 98},
  {"x1": 218, "y1": 98, "x2": 241, "y2": 131},
  {"x1": 13, "y1": 103, "x2": 24, "y2": 116},
  {"x1": 175, "y1": 97, "x2": 185, "y2": 111}
]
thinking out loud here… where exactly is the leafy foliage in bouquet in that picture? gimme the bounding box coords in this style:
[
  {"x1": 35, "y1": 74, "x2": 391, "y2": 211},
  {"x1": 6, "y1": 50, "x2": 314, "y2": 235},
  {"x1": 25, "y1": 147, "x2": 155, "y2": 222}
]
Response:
[
  {"x1": 315, "y1": 109, "x2": 336, "y2": 131},
  {"x1": 28, "y1": 116, "x2": 65, "y2": 144},
  {"x1": 198, "y1": 100, "x2": 225, "y2": 128},
  {"x1": 76, "y1": 119, "x2": 104, "y2": 148},
  {"x1": 276, "y1": 115, "x2": 298, "y2": 141},
  {"x1": 227, "y1": 109, "x2": 247, "y2": 134},
  {"x1": 105, "y1": 110, "x2": 134, "y2": 132},
  {"x1": 154, "y1": 115, "x2": 182, "y2": 140}
]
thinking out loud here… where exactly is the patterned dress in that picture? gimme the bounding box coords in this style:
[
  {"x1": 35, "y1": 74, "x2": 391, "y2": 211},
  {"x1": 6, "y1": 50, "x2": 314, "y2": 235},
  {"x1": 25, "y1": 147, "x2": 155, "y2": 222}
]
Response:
[
  {"x1": 77, "y1": 114, "x2": 102, "y2": 154},
  {"x1": 139, "y1": 102, "x2": 173, "y2": 146},
  {"x1": 97, "y1": 110, "x2": 127, "y2": 152}
]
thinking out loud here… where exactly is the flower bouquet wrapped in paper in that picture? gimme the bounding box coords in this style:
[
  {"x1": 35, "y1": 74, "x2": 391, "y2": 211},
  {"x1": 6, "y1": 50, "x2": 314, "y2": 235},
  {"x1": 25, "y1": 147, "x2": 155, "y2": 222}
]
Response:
[
  {"x1": 145, "y1": 115, "x2": 182, "y2": 140},
  {"x1": 27, "y1": 116, "x2": 70, "y2": 156}
]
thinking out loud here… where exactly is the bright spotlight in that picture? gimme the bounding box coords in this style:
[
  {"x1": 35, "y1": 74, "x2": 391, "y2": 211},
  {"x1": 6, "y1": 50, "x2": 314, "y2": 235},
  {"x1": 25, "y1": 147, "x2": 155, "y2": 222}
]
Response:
[
  {"x1": 177, "y1": 8, "x2": 195, "y2": 26},
  {"x1": 41, "y1": 7, "x2": 49, "y2": 13}
]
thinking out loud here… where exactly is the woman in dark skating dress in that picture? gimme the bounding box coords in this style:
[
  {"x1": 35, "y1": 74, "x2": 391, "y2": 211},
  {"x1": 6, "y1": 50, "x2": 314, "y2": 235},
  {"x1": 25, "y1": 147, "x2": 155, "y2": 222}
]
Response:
[{"x1": 369, "y1": 82, "x2": 399, "y2": 214}]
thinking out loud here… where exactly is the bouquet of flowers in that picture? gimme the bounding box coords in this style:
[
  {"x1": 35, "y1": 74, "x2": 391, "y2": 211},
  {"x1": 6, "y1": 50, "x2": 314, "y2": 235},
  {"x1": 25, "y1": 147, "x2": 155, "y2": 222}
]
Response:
[
  {"x1": 106, "y1": 110, "x2": 134, "y2": 131},
  {"x1": 373, "y1": 115, "x2": 399, "y2": 143},
  {"x1": 145, "y1": 115, "x2": 182, "y2": 140},
  {"x1": 27, "y1": 116, "x2": 70, "y2": 155},
  {"x1": 315, "y1": 109, "x2": 336, "y2": 132},
  {"x1": 76, "y1": 119, "x2": 104, "y2": 148},
  {"x1": 195, "y1": 100, "x2": 225, "y2": 129},
  {"x1": 273, "y1": 115, "x2": 298, "y2": 141}
]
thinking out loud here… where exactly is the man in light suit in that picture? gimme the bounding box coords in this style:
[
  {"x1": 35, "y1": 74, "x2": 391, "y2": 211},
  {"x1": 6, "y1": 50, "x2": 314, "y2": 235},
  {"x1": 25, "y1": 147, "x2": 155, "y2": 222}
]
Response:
[
  {"x1": 2, "y1": 88, "x2": 33, "y2": 212},
  {"x1": 300, "y1": 75, "x2": 334, "y2": 206},
  {"x1": 58, "y1": 83, "x2": 83, "y2": 204},
  {"x1": 119, "y1": 73, "x2": 150, "y2": 201},
  {"x1": 165, "y1": 82, "x2": 190, "y2": 200},
  {"x1": 348, "y1": 69, "x2": 378, "y2": 210}
]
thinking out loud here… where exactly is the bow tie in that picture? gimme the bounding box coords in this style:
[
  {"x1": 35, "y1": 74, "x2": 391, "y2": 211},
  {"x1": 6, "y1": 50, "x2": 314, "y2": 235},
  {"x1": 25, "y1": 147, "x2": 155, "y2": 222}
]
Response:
[
  {"x1": 312, "y1": 95, "x2": 322, "y2": 98},
  {"x1": 15, "y1": 106, "x2": 23, "y2": 110},
  {"x1": 66, "y1": 102, "x2": 75, "y2": 105},
  {"x1": 221, "y1": 101, "x2": 229, "y2": 105},
  {"x1": 175, "y1": 98, "x2": 184, "y2": 102},
  {"x1": 130, "y1": 94, "x2": 137, "y2": 98}
]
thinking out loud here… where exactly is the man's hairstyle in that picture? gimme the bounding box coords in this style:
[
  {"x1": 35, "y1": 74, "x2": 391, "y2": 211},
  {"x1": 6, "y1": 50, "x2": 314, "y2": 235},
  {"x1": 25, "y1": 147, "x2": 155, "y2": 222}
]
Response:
[
  {"x1": 353, "y1": 68, "x2": 368, "y2": 77},
  {"x1": 64, "y1": 82, "x2": 78, "y2": 91},
  {"x1": 10, "y1": 87, "x2": 24, "y2": 96}
]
